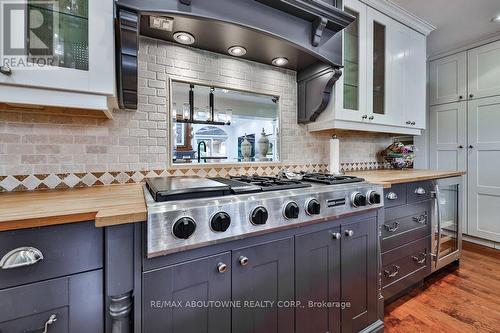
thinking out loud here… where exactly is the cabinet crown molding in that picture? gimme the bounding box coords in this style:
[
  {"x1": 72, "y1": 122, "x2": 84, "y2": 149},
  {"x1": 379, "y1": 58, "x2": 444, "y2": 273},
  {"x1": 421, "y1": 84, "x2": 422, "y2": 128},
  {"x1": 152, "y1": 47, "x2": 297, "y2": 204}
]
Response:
[{"x1": 361, "y1": 0, "x2": 435, "y2": 35}]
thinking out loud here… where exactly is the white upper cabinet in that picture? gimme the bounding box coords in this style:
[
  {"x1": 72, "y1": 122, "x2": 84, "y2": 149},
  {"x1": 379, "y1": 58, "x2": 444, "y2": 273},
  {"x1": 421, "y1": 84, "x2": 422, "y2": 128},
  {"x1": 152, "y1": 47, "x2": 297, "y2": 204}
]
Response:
[
  {"x1": 429, "y1": 52, "x2": 467, "y2": 106},
  {"x1": 468, "y1": 40, "x2": 500, "y2": 100},
  {"x1": 0, "y1": 0, "x2": 115, "y2": 115},
  {"x1": 309, "y1": 0, "x2": 431, "y2": 135}
]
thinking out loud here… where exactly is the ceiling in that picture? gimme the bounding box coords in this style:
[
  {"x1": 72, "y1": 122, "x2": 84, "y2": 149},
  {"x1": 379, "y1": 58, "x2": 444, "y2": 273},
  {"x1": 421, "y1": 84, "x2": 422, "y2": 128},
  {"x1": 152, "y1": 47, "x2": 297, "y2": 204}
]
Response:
[{"x1": 391, "y1": 0, "x2": 500, "y2": 57}]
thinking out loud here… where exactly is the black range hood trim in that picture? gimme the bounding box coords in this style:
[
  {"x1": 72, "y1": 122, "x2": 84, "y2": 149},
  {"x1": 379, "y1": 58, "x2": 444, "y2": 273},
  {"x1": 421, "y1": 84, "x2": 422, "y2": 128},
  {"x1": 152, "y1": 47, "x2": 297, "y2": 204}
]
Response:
[{"x1": 115, "y1": 0, "x2": 354, "y2": 122}]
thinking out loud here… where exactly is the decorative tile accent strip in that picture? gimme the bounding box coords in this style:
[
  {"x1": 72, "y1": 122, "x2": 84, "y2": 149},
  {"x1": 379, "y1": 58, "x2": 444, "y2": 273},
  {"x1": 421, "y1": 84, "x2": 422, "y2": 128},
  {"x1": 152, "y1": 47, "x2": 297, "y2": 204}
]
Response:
[
  {"x1": 0, "y1": 163, "x2": 328, "y2": 192},
  {"x1": 340, "y1": 161, "x2": 391, "y2": 172}
]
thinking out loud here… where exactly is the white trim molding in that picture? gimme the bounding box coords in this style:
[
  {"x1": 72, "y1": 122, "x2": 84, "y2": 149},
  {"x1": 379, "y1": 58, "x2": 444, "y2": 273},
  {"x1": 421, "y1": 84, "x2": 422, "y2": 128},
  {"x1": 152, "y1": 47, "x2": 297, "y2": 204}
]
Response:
[{"x1": 361, "y1": 0, "x2": 436, "y2": 35}]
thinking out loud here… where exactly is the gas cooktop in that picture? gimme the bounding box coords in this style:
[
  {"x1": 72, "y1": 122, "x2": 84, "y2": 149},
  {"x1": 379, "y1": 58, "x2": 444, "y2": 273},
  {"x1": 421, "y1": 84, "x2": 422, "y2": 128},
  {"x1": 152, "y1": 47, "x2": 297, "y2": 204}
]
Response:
[{"x1": 145, "y1": 173, "x2": 382, "y2": 258}]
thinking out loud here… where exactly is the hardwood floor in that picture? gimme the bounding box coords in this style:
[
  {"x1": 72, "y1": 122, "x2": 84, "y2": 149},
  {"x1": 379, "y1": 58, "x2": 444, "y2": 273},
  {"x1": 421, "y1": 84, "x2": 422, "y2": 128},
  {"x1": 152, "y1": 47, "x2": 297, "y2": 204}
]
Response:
[{"x1": 384, "y1": 241, "x2": 500, "y2": 333}]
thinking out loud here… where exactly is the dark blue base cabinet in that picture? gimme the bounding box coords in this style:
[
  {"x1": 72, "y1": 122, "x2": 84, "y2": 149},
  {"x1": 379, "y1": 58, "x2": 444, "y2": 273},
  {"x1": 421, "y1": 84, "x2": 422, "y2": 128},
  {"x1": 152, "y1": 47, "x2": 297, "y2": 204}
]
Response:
[{"x1": 141, "y1": 211, "x2": 383, "y2": 333}]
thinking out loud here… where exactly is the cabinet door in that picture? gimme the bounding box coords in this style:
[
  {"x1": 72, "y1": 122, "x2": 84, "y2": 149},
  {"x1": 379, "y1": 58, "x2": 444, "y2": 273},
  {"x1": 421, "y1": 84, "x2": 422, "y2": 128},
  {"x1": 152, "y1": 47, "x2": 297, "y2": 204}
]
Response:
[
  {"x1": 0, "y1": 0, "x2": 113, "y2": 95},
  {"x1": 335, "y1": 0, "x2": 367, "y2": 123},
  {"x1": 429, "y1": 52, "x2": 467, "y2": 106},
  {"x1": 232, "y1": 238, "x2": 294, "y2": 333},
  {"x1": 429, "y1": 102, "x2": 467, "y2": 171},
  {"x1": 142, "y1": 253, "x2": 231, "y2": 333},
  {"x1": 366, "y1": 8, "x2": 392, "y2": 125},
  {"x1": 405, "y1": 30, "x2": 427, "y2": 129},
  {"x1": 341, "y1": 219, "x2": 378, "y2": 333},
  {"x1": 468, "y1": 96, "x2": 500, "y2": 242},
  {"x1": 295, "y1": 227, "x2": 341, "y2": 333},
  {"x1": 468, "y1": 40, "x2": 500, "y2": 100}
]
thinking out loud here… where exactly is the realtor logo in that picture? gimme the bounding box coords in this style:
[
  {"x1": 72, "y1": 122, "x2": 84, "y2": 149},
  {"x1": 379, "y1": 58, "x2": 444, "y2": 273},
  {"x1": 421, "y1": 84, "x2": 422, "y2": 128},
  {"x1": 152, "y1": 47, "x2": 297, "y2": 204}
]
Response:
[{"x1": 1, "y1": 0, "x2": 58, "y2": 69}]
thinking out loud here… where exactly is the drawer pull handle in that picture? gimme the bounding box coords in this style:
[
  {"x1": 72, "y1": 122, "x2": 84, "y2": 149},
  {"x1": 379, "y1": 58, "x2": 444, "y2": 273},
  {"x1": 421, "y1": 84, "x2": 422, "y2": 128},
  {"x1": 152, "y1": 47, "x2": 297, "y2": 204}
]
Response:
[
  {"x1": 42, "y1": 314, "x2": 57, "y2": 333},
  {"x1": 386, "y1": 192, "x2": 398, "y2": 200},
  {"x1": 414, "y1": 187, "x2": 426, "y2": 195},
  {"x1": 384, "y1": 265, "x2": 400, "y2": 278},
  {"x1": 0, "y1": 65, "x2": 12, "y2": 76},
  {"x1": 345, "y1": 229, "x2": 354, "y2": 237},
  {"x1": 383, "y1": 221, "x2": 400, "y2": 232},
  {"x1": 331, "y1": 232, "x2": 341, "y2": 240},
  {"x1": 412, "y1": 214, "x2": 427, "y2": 224},
  {"x1": 411, "y1": 253, "x2": 427, "y2": 265},
  {"x1": 0, "y1": 246, "x2": 44, "y2": 269}
]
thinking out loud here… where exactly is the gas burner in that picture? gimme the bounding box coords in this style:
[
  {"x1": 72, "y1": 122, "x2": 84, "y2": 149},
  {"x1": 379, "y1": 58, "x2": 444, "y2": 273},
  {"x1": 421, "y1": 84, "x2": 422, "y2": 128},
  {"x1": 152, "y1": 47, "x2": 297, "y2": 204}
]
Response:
[
  {"x1": 230, "y1": 175, "x2": 311, "y2": 191},
  {"x1": 301, "y1": 173, "x2": 365, "y2": 185}
]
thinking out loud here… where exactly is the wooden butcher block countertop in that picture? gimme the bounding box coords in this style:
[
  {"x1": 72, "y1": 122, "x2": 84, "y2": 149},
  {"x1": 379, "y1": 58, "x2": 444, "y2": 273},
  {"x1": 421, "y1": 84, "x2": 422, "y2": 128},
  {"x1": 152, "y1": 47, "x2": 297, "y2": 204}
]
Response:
[
  {"x1": 0, "y1": 183, "x2": 147, "y2": 232},
  {"x1": 346, "y1": 169, "x2": 466, "y2": 188}
]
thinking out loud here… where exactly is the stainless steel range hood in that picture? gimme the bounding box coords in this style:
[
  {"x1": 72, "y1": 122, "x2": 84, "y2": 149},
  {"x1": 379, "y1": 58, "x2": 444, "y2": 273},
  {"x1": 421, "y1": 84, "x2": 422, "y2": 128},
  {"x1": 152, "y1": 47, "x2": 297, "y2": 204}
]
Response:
[{"x1": 115, "y1": 0, "x2": 355, "y2": 123}]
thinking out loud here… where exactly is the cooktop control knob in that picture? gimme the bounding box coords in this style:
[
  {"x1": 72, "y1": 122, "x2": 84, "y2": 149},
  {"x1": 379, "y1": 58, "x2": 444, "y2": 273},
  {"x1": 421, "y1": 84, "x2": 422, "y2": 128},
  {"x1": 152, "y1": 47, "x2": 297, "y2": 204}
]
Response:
[
  {"x1": 210, "y1": 212, "x2": 231, "y2": 232},
  {"x1": 306, "y1": 199, "x2": 321, "y2": 215},
  {"x1": 250, "y1": 206, "x2": 268, "y2": 225},
  {"x1": 172, "y1": 217, "x2": 196, "y2": 239},
  {"x1": 351, "y1": 192, "x2": 367, "y2": 207},
  {"x1": 283, "y1": 202, "x2": 300, "y2": 219},
  {"x1": 367, "y1": 191, "x2": 381, "y2": 205}
]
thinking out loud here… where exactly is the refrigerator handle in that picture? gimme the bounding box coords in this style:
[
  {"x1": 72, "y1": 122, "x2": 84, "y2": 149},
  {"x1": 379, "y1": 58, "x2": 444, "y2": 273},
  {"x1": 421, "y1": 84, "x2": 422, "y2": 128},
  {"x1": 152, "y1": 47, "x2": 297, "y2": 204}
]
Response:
[{"x1": 432, "y1": 185, "x2": 442, "y2": 270}]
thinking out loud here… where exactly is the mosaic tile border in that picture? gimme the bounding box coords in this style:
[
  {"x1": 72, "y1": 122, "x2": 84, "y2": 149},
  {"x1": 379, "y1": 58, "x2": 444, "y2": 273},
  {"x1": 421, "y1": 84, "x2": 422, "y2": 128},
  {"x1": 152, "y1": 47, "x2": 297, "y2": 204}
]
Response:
[{"x1": 0, "y1": 161, "x2": 390, "y2": 192}]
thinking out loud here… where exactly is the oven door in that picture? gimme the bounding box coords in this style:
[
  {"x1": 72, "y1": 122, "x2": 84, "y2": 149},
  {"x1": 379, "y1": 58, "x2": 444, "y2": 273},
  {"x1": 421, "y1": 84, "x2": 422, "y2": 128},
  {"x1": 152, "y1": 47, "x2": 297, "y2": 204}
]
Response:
[{"x1": 431, "y1": 176, "x2": 464, "y2": 272}]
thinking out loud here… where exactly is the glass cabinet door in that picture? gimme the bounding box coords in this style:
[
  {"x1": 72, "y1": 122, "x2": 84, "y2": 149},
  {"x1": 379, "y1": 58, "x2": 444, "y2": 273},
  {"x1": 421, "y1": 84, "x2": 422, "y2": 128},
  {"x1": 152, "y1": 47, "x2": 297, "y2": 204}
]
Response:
[
  {"x1": 366, "y1": 8, "x2": 391, "y2": 124},
  {"x1": 336, "y1": 0, "x2": 367, "y2": 122},
  {"x1": 436, "y1": 184, "x2": 459, "y2": 260},
  {"x1": 0, "y1": 0, "x2": 113, "y2": 95}
]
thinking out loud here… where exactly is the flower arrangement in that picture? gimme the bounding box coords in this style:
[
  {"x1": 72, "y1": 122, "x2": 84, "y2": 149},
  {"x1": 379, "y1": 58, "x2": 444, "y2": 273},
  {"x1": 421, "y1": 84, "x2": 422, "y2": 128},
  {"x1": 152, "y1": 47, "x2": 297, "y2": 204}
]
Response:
[{"x1": 381, "y1": 142, "x2": 415, "y2": 169}]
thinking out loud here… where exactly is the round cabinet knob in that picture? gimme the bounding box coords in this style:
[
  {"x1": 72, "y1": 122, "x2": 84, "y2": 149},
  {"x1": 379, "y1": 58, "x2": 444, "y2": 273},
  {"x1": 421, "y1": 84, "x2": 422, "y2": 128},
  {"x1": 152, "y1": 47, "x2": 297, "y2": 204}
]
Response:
[
  {"x1": 411, "y1": 121, "x2": 416, "y2": 125},
  {"x1": 332, "y1": 232, "x2": 341, "y2": 240},
  {"x1": 368, "y1": 116, "x2": 374, "y2": 120},
  {"x1": 306, "y1": 199, "x2": 321, "y2": 215},
  {"x1": 283, "y1": 202, "x2": 300, "y2": 219},
  {"x1": 362, "y1": 115, "x2": 368, "y2": 119},
  {"x1": 345, "y1": 230, "x2": 354, "y2": 237},
  {"x1": 351, "y1": 192, "x2": 367, "y2": 207},
  {"x1": 367, "y1": 191, "x2": 381, "y2": 205},
  {"x1": 459, "y1": 95, "x2": 463, "y2": 99},
  {"x1": 469, "y1": 94, "x2": 474, "y2": 98},
  {"x1": 386, "y1": 192, "x2": 398, "y2": 200},
  {"x1": 406, "y1": 121, "x2": 411, "y2": 125},
  {"x1": 217, "y1": 262, "x2": 227, "y2": 273},
  {"x1": 172, "y1": 217, "x2": 196, "y2": 239},
  {"x1": 210, "y1": 212, "x2": 231, "y2": 232},
  {"x1": 250, "y1": 206, "x2": 268, "y2": 225},
  {"x1": 239, "y1": 256, "x2": 249, "y2": 266}
]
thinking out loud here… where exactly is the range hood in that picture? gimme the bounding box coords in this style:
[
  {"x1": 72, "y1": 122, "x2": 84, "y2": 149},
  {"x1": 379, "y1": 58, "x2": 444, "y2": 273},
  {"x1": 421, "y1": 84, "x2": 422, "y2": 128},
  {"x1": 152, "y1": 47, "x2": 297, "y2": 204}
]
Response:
[{"x1": 115, "y1": 0, "x2": 355, "y2": 123}]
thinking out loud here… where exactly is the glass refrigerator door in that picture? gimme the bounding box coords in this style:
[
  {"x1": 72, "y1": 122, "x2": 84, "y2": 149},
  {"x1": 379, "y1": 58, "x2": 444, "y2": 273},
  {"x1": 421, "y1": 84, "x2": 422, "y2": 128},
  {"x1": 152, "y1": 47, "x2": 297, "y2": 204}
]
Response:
[{"x1": 435, "y1": 183, "x2": 460, "y2": 266}]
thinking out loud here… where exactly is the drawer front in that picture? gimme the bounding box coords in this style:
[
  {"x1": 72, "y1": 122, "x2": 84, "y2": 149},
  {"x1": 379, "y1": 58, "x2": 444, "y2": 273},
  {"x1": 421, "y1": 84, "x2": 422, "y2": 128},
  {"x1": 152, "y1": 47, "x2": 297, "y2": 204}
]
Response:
[
  {"x1": 0, "y1": 222, "x2": 103, "y2": 289},
  {"x1": 381, "y1": 236, "x2": 430, "y2": 290},
  {"x1": 382, "y1": 201, "x2": 432, "y2": 252},
  {"x1": 383, "y1": 184, "x2": 407, "y2": 208},
  {"x1": 406, "y1": 181, "x2": 433, "y2": 203},
  {"x1": 0, "y1": 270, "x2": 103, "y2": 333}
]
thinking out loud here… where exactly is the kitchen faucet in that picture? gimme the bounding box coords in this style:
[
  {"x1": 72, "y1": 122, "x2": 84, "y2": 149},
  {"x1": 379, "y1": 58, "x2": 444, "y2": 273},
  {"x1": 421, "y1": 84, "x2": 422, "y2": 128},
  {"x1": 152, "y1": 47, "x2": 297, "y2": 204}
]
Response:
[{"x1": 197, "y1": 141, "x2": 207, "y2": 163}]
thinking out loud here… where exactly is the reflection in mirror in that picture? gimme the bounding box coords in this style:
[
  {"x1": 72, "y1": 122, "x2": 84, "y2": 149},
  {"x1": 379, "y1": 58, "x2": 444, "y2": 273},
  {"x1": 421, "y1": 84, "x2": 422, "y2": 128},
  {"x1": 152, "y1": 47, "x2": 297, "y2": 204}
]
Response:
[{"x1": 171, "y1": 80, "x2": 280, "y2": 164}]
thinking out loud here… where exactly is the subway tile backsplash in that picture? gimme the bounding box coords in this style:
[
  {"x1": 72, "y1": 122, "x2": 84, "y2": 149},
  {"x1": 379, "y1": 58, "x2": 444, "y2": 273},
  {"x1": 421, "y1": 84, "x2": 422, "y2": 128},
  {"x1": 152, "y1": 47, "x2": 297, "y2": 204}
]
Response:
[{"x1": 0, "y1": 37, "x2": 393, "y2": 191}]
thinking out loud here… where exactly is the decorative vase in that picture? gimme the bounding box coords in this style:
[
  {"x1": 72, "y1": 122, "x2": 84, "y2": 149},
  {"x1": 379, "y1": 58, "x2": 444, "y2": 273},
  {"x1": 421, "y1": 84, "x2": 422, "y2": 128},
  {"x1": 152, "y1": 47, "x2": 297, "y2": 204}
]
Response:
[
  {"x1": 241, "y1": 134, "x2": 252, "y2": 161},
  {"x1": 257, "y1": 128, "x2": 270, "y2": 160}
]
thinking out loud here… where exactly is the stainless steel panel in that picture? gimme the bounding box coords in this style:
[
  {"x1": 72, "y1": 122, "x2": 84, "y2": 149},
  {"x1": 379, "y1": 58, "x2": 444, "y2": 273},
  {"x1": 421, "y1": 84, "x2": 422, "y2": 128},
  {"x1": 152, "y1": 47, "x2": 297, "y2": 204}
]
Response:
[{"x1": 145, "y1": 183, "x2": 384, "y2": 257}]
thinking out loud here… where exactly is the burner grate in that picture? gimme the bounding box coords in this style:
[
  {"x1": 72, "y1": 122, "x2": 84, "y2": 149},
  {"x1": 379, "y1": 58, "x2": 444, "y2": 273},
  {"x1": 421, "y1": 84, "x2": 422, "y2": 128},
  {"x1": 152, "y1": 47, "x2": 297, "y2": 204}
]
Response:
[{"x1": 301, "y1": 173, "x2": 365, "y2": 185}]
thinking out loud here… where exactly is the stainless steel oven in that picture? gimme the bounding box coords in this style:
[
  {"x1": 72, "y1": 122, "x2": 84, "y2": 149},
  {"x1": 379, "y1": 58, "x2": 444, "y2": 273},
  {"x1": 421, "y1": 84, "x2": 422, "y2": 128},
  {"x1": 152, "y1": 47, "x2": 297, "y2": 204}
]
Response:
[{"x1": 431, "y1": 176, "x2": 464, "y2": 272}]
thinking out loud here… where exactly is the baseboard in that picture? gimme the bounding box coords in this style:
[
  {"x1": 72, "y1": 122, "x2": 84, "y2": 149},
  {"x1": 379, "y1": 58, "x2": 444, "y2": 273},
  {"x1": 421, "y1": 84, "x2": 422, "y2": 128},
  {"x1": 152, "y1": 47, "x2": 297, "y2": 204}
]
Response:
[{"x1": 462, "y1": 234, "x2": 500, "y2": 250}]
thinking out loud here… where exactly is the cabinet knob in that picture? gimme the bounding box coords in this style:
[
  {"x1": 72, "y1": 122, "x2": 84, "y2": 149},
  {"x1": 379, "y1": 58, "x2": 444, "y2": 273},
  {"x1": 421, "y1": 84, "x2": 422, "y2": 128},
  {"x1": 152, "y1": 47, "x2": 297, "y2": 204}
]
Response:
[
  {"x1": 469, "y1": 145, "x2": 474, "y2": 149},
  {"x1": 217, "y1": 262, "x2": 227, "y2": 273},
  {"x1": 406, "y1": 121, "x2": 411, "y2": 125},
  {"x1": 362, "y1": 115, "x2": 368, "y2": 119},
  {"x1": 331, "y1": 232, "x2": 341, "y2": 240},
  {"x1": 386, "y1": 192, "x2": 398, "y2": 200},
  {"x1": 239, "y1": 256, "x2": 249, "y2": 266},
  {"x1": 459, "y1": 95, "x2": 463, "y2": 100},
  {"x1": 345, "y1": 229, "x2": 354, "y2": 237},
  {"x1": 0, "y1": 65, "x2": 12, "y2": 76},
  {"x1": 410, "y1": 121, "x2": 416, "y2": 125},
  {"x1": 458, "y1": 145, "x2": 464, "y2": 149},
  {"x1": 368, "y1": 116, "x2": 374, "y2": 120},
  {"x1": 469, "y1": 94, "x2": 474, "y2": 98},
  {"x1": 414, "y1": 187, "x2": 426, "y2": 195}
]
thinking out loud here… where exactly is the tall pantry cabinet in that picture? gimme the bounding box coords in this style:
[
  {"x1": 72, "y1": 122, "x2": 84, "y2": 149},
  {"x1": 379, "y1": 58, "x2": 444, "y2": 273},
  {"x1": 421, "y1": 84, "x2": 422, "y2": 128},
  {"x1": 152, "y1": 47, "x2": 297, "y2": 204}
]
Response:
[{"x1": 429, "y1": 39, "x2": 500, "y2": 243}]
